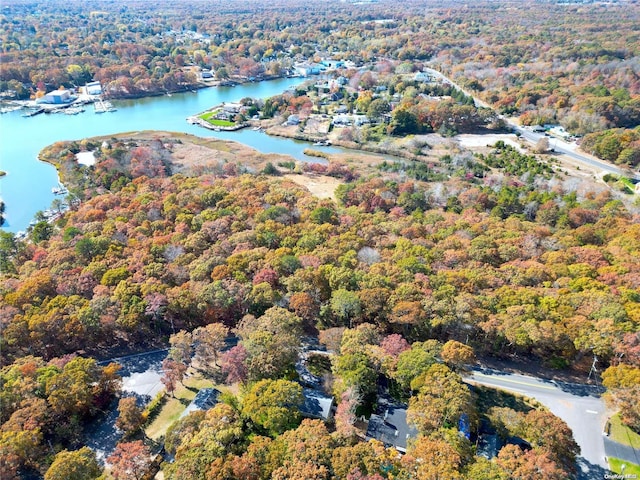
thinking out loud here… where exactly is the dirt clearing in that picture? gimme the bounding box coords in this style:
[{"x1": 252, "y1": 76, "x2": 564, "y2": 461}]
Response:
[{"x1": 283, "y1": 174, "x2": 342, "y2": 200}]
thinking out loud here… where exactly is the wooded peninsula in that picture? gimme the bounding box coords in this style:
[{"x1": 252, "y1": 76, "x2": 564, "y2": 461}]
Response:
[{"x1": 1, "y1": 1, "x2": 639, "y2": 479}]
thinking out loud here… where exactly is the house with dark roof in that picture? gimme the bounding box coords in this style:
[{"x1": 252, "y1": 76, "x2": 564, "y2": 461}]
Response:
[
  {"x1": 300, "y1": 388, "x2": 334, "y2": 421},
  {"x1": 179, "y1": 388, "x2": 220, "y2": 419},
  {"x1": 365, "y1": 401, "x2": 418, "y2": 452}
]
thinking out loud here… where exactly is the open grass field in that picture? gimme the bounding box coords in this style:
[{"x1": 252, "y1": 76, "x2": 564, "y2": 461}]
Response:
[
  {"x1": 610, "y1": 414, "x2": 640, "y2": 449},
  {"x1": 199, "y1": 111, "x2": 235, "y2": 126},
  {"x1": 145, "y1": 375, "x2": 214, "y2": 441},
  {"x1": 609, "y1": 457, "x2": 640, "y2": 476}
]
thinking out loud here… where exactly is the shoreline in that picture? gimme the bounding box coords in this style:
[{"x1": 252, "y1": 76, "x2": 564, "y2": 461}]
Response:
[
  {"x1": 95, "y1": 74, "x2": 288, "y2": 101},
  {"x1": 262, "y1": 124, "x2": 432, "y2": 163},
  {"x1": 0, "y1": 76, "x2": 307, "y2": 235},
  {"x1": 3, "y1": 73, "x2": 291, "y2": 106}
]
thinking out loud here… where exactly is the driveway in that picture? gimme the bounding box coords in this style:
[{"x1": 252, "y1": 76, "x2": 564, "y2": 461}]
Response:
[
  {"x1": 87, "y1": 349, "x2": 169, "y2": 460},
  {"x1": 604, "y1": 437, "x2": 640, "y2": 465},
  {"x1": 465, "y1": 367, "x2": 611, "y2": 479}
]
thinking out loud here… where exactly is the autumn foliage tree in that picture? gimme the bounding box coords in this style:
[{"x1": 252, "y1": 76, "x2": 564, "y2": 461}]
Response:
[
  {"x1": 402, "y1": 435, "x2": 463, "y2": 480},
  {"x1": 116, "y1": 397, "x2": 145, "y2": 437},
  {"x1": 161, "y1": 358, "x2": 187, "y2": 397},
  {"x1": 193, "y1": 323, "x2": 229, "y2": 372},
  {"x1": 220, "y1": 345, "x2": 249, "y2": 384},
  {"x1": 107, "y1": 441, "x2": 153, "y2": 480},
  {"x1": 44, "y1": 447, "x2": 102, "y2": 480},
  {"x1": 408, "y1": 364, "x2": 475, "y2": 434},
  {"x1": 440, "y1": 340, "x2": 477, "y2": 371},
  {"x1": 241, "y1": 379, "x2": 304, "y2": 436},
  {"x1": 236, "y1": 307, "x2": 303, "y2": 381},
  {"x1": 602, "y1": 364, "x2": 640, "y2": 432},
  {"x1": 496, "y1": 444, "x2": 567, "y2": 480}
]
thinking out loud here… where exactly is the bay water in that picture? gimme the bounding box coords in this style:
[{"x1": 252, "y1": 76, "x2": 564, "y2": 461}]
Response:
[{"x1": 0, "y1": 78, "x2": 344, "y2": 233}]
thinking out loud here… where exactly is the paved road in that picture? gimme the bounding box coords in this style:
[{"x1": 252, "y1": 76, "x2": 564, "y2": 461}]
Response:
[
  {"x1": 513, "y1": 127, "x2": 640, "y2": 180},
  {"x1": 465, "y1": 367, "x2": 611, "y2": 479},
  {"x1": 87, "y1": 349, "x2": 169, "y2": 461},
  {"x1": 604, "y1": 437, "x2": 640, "y2": 465},
  {"x1": 101, "y1": 348, "x2": 169, "y2": 398},
  {"x1": 424, "y1": 67, "x2": 640, "y2": 181}
]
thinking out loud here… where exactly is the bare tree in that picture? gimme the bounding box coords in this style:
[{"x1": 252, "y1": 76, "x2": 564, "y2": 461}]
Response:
[{"x1": 534, "y1": 137, "x2": 550, "y2": 153}]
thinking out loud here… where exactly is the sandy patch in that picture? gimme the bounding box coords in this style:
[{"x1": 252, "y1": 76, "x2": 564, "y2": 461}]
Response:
[
  {"x1": 76, "y1": 151, "x2": 96, "y2": 166},
  {"x1": 283, "y1": 173, "x2": 342, "y2": 200},
  {"x1": 456, "y1": 133, "x2": 525, "y2": 152}
]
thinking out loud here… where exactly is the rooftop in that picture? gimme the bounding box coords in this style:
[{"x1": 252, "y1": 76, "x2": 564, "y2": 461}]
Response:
[
  {"x1": 301, "y1": 388, "x2": 334, "y2": 421},
  {"x1": 179, "y1": 388, "x2": 220, "y2": 419},
  {"x1": 366, "y1": 401, "x2": 418, "y2": 452}
]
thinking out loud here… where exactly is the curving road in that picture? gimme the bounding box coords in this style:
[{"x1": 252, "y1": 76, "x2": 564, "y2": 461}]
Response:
[
  {"x1": 465, "y1": 367, "x2": 611, "y2": 479},
  {"x1": 87, "y1": 349, "x2": 169, "y2": 461}
]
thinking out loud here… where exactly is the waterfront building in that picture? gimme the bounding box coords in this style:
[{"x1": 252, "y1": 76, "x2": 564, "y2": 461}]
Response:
[{"x1": 38, "y1": 89, "x2": 72, "y2": 104}]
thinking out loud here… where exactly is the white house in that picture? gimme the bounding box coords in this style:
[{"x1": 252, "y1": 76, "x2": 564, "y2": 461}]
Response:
[
  {"x1": 286, "y1": 114, "x2": 301, "y2": 125},
  {"x1": 414, "y1": 71, "x2": 435, "y2": 82},
  {"x1": 294, "y1": 63, "x2": 323, "y2": 77}
]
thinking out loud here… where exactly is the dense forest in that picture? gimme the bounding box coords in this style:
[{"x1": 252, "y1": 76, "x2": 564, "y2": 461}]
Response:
[
  {"x1": 1, "y1": 129, "x2": 639, "y2": 477},
  {"x1": 2, "y1": 0, "x2": 640, "y2": 478}
]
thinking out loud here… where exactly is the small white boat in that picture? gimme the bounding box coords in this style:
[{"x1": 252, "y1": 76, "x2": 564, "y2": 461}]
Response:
[
  {"x1": 95, "y1": 99, "x2": 116, "y2": 113},
  {"x1": 66, "y1": 106, "x2": 85, "y2": 115}
]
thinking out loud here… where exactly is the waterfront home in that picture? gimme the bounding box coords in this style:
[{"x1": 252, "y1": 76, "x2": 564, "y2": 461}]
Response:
[
  {"x1": 222, "y1": 103, "x2": 243, "y2": 113},
  {"x1": 76, "y1": 151, "x2": 96, "y2": 167},
  {"x1": 294, "y1": 63, "x2": 323, "y2": 77},
  {"x1": 286, "y1": 114, "x2": 301, "y2": 126},
  {"x1": 84, "y1": 81, "x2": 103, "y2": 95}
]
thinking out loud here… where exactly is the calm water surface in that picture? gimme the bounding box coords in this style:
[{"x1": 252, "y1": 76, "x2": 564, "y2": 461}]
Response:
[{"x1": 0, "y1": 78, "x2": 345, "y2": 232}]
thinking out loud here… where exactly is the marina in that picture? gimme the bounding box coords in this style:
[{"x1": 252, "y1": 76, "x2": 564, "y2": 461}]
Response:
[
  {"x1": 64, "y1": 106, "x2": 85, "y2": 115},
  {"x1": 0, "y1": 77, "x2": 348, "y2": 233},
  {"x1": 94, "y1": 99, "x2": 116, "y2": 113},
  {"x1": 21, "y1": 107, "x2": 44, "y2": 117},
  {"x1": 0, "y1": 106, "x2": 21, "y2": 114}
]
